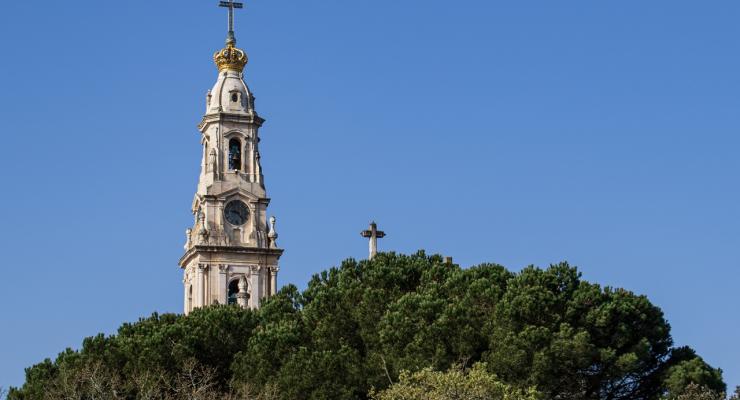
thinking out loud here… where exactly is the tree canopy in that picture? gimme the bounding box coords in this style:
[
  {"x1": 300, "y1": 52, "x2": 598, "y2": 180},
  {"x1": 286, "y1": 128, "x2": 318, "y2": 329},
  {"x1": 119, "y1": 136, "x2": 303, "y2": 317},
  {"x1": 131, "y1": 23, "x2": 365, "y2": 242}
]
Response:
[
  {"x1": 369, "y1": 363, "x2": 539, "y2": 400},
  {"x1": 8, "y1": 251, "x2": 725, "y2": 400}
]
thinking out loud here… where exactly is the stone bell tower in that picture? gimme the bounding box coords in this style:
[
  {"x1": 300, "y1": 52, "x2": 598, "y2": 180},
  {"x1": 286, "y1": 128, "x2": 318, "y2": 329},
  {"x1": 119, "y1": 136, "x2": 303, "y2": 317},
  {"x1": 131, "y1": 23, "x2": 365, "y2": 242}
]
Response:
[{"x1": 179, "y1": 2, "x2": 283, "y2": 314}]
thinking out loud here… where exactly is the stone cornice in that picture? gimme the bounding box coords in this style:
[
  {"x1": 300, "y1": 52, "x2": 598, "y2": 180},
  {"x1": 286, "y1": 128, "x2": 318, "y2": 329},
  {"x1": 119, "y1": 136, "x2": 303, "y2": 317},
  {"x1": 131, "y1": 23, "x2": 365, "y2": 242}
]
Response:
[
  {"x1": 179, "y1": 245, "x2": 284, "y2": 267},
  {"x1": 201, "y1": 192, "x2": 270, "y2": 205},
  {"x1": 198, "y1": 112, "x2": 265, "y2": 130}
]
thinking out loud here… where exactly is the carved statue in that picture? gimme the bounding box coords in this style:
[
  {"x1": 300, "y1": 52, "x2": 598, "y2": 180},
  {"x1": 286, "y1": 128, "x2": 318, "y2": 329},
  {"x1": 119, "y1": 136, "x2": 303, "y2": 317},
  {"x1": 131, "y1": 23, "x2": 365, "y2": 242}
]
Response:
[
  {"x1": 208, "y1": 148, "x2": 217, "y2": 173},
  {"x1": 198, "y1": 210, "x2": 209, "y2": 243},
  {"x1": 185, "y1": 228, "x2": 193, "y2": 250},
  {"x1": 237, "y1": 276, "x2": 249, "y2": 308}
]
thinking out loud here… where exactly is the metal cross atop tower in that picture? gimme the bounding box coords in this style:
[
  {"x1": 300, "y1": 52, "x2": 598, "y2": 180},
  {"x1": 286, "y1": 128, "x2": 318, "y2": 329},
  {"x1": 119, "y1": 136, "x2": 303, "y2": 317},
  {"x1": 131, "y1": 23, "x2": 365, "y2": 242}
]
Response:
[
  {"x1": 219, "y1": 0, "x2": 244, "y2": 45},
  {"x1": 361, "y1": 221, "x2": 386, "y2": 260}
]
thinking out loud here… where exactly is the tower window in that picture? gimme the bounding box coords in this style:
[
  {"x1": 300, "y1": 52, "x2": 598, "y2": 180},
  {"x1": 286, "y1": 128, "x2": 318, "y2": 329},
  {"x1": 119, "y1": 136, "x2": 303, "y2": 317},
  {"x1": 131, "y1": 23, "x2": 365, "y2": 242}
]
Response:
[
  {"x1": 231, "y1": 93, "x2": 239, "y2": 103},
  {"x1": 228, "y1": 138, "x2": 242, "y2": 170},
  {"x1": 228, "y1": 279, "x2": 239, "y2": 305}
]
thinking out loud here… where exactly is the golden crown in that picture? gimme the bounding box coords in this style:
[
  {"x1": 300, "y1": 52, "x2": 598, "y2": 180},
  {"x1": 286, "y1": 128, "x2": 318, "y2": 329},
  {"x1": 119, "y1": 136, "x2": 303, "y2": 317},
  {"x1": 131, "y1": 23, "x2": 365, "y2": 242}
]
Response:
[{"x1": 214, "y1": 43, "x2": 248, "y2": 72}]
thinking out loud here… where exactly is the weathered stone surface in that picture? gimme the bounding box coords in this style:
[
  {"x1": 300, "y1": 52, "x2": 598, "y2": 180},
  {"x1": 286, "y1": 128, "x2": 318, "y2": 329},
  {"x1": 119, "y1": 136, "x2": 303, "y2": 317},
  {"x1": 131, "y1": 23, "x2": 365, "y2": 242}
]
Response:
[{"x1": 179, "y1": 38, "x2": 283, "y2": 315}]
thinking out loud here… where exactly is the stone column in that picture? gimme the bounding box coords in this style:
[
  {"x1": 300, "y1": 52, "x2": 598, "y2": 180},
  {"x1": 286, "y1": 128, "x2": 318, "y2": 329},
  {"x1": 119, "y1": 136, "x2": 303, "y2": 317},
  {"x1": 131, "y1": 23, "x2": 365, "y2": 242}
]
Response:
[
  {"x1": 214, "y1": 126, "x2": 221, "y2": 180},
  {"x1": 183, "y1": 274, "x2": 189, "y2": 314},
  {"x1": 218, "y1": 265, "x2": 228, "y2": 305},
  {"x1": 244, "y1": 139, "x2": 252, "y2": 180},
  {"x1": 205, "y1": 266, "x2": 210, "y2": 305},
  {"x1": 250, "y1": 265, "x2": 261, "y2": 308},
  {"x1": 200, "y1": 264, "x2": 211, "y2": 308},
  {"x1": 195, "y1": 264, "x2": 205, "y2": 309},
  {"x1": 248, "y1": 132, "x2": 256, "y2": 182},
  {"x1": 270, "y1": 267, "x2": 278, "y2": 296}
]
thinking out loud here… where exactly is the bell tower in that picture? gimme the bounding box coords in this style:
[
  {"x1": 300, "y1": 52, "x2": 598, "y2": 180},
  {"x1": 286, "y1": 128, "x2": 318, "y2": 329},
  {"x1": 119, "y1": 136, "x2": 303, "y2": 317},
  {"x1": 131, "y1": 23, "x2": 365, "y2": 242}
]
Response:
[{"x1": 179, "y1": 2, "x2": 283, "y2": 314}]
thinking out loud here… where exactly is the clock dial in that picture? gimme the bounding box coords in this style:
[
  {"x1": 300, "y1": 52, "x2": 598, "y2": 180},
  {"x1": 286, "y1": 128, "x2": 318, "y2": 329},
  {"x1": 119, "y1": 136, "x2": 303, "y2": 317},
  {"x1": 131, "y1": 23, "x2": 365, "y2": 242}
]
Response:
[{"x1": 224, "y1": 200, "x2": 249, "y2": 226}]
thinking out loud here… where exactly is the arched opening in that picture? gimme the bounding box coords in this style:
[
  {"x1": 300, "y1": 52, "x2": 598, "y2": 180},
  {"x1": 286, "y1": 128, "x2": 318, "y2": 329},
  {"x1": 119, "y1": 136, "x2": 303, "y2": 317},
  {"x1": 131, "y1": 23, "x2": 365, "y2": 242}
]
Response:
[
  {"x1": 228, "y1": 138, "x2": 242, "y2": 171},
  {"x1": 228, "y1": 279, "x2": 239, "y2": 305}
]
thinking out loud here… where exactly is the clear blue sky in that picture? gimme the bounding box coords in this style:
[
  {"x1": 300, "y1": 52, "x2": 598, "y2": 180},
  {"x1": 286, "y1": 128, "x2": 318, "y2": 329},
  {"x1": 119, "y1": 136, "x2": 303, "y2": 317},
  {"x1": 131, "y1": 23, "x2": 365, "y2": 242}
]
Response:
[{"x1": 0, "y1": 0, "x2": 738, "y2": 392}]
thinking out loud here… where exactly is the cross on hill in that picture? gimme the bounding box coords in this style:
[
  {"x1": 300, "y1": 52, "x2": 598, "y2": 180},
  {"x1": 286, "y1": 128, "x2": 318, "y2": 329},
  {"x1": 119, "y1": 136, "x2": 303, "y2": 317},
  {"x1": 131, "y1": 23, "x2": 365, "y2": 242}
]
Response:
[{"x1": 361, "y1": 221, "x2": 386, "y2": 260}]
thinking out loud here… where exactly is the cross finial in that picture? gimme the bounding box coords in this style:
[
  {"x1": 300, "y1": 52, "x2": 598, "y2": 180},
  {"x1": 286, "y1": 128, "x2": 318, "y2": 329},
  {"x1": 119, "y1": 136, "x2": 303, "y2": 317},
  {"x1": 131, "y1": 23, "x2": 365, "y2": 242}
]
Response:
[
  {"x1": 361, "y1": 221, "x2": 386, "y2": 260},
  {"x1": 219, "y1": 0, "x2": 244, "y2": 46}
]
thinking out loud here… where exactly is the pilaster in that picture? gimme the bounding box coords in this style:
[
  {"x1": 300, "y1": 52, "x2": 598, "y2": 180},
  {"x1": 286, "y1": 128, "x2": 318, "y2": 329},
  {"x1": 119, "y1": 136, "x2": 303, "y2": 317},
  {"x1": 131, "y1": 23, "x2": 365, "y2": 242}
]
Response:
[
  {"x1": 195, "y1": 264, "x2": 204, "y2": 308},
  {"x1": 250, "y1": 265, "x2": 261, "y2": 308},
  {"x1": 218, "y1": 264, "x2": 228, "y2": 304}
]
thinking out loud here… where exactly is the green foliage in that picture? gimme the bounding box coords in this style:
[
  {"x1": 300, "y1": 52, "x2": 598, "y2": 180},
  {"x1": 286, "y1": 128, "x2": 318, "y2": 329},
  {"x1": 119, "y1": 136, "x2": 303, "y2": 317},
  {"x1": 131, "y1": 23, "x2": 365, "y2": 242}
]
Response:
[
  {"x1": 666, "y1": 383, "x2": 726, "y2": 400},
  {"x1": 369, "y1": 363, "x2": 540, "y2": 400},
  {"x1": 662, "y1": 348, "x2": 726, "y2": 398},
  {"x1": 484, "y1": 264, "x2": 676, "y2": 399},
  {"x1": 9, "y1": 306, "x2": 259, "y2": 400},
  {"x1": 8, "y1": 251, "x2": 726, "y2": 400}
]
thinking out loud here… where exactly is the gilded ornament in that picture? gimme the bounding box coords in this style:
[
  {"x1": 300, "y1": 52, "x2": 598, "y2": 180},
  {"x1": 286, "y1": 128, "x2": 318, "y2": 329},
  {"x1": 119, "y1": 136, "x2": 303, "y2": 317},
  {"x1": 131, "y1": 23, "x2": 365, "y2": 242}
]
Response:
[{"x1": 214, "y1": 44, "x2": 248, "y2": 72}]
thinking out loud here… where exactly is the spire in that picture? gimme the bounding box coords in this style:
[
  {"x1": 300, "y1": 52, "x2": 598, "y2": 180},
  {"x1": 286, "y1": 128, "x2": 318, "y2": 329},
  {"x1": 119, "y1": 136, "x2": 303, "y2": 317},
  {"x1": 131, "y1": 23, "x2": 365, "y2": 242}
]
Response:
[
  {"x1": 214, "y1": 1, "x2": 248, "y2": 72},
  {"x1": 219, "y1": 0, "x2": 243, "y2": 46}
]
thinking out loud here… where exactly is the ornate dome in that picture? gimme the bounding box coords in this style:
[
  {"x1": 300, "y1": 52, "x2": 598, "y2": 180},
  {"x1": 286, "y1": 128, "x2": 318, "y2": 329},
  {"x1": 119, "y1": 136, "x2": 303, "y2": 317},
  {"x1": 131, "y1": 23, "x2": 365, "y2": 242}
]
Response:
[{"x1": 206, "y1": 68, "x2": 254, "y2": 115}]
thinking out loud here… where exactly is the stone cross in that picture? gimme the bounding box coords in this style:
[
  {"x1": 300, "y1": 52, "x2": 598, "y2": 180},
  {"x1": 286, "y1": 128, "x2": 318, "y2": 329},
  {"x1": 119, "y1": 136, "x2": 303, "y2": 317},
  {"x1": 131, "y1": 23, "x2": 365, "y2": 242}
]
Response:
[
  {"x1": 219, "y1": 0, "x2": 244, "y2": 44},
  {"x1": 361, "y1": 221, "x2": 385, "y2": 260}
]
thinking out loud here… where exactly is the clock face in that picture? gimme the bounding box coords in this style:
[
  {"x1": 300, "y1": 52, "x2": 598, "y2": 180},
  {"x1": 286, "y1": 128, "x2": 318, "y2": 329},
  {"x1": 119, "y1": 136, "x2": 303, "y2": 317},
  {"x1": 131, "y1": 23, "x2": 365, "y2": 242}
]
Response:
[{"x1": 224, "y1": 200, "x2": 249, "y2": 226}]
